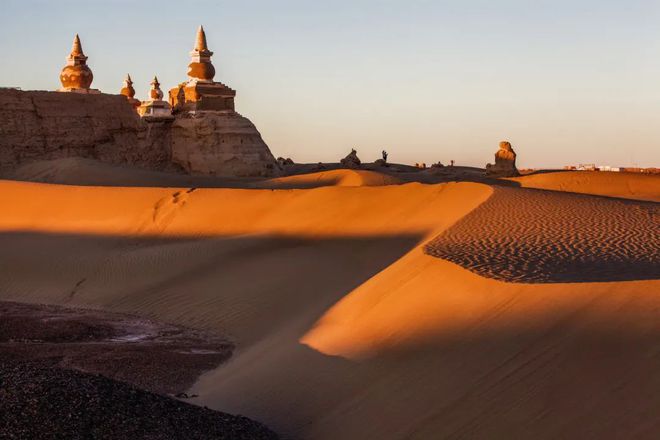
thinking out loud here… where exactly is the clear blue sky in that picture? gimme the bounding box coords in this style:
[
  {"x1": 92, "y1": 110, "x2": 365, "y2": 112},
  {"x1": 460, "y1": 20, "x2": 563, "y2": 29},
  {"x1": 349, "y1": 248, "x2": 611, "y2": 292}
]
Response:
[{"x1": 1, "y1": 0, "x2": 659, "y2": 167}]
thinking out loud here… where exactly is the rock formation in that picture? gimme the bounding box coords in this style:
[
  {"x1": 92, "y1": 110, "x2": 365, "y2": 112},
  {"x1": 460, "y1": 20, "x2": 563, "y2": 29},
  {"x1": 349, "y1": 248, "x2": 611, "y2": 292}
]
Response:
[
  {"x1": 486, "y1": 141, "x2": 519, "y2": 177},
  {"x1": 340, "y1": 149, "x2": 361, "y2": 169},
  {"x1": 0, "y1": 88, "x2": 279, "y2": 177},
  {"x1": 163, "y1": 26, "x2": 278, "y2": 176},
  {"x1": 0, "y1": 88, "x2": 171, "y2": 172},
  {"x1": 170, "y1": 112, "x2": 278, "y2": 177},
  {"x1": 277, "y1": 157, "x2": 294, "y2": 167}
]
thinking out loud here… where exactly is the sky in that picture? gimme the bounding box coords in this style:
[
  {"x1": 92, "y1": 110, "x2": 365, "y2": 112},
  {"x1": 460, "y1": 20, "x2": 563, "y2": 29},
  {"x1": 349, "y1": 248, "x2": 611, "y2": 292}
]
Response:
[{"x1": 1, "y1": 0, "x2": 659, "y2": 168}]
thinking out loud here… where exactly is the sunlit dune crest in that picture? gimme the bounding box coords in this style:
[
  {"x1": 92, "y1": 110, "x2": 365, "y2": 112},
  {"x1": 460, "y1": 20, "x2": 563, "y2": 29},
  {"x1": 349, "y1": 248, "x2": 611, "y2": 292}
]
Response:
[
  {"x1": 510, "y1": 170, "x2": 660, "y2": 202},
  {"x1": 0, "y1": 178, "x2": 490, "y2": 237},
  {"x1": 257, "y1": 169, "x2": 404, "y2": 188}
]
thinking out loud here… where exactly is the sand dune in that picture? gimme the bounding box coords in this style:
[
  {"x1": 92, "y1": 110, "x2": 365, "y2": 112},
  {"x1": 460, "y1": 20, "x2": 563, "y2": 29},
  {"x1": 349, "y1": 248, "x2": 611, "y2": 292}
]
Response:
[
  {"x1": 510, "y1": 170, "x2": 660, "y2": 201},
  {"x1": 4, "y1": 158, "x2": 402, "y2": 189},
  {"x1": 1, "y1": 177, "x2": 659, "y2": 439},
  {"x1": 425, "y1": 186, "x2": 659, "y2": 282},
  {"x1": 256, "y1": 169, "x2": 403, "y2": 188}
]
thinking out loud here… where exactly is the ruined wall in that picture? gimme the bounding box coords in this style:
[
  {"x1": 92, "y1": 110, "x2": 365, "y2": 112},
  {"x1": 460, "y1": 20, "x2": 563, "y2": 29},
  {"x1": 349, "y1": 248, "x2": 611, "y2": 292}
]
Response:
[
  {"x1": 0, "y1": 89, "x2": 175, "y2": 172},
  {"x1": 0, "y1": 89, "x2": 279, "y2": 177}
]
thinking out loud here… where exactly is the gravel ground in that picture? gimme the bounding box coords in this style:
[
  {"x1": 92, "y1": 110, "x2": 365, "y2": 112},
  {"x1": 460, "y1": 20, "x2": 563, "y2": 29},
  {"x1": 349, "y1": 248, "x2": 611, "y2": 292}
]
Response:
[
  {"x1": 0, "y1": 302, "x2": 279, "y2": 439},
  {"x1": 0, "y1": 362, "x2": 278, "y2": 439},
  {"x1": 0, "y1": 301, "x2": 232, "y2": 395}
]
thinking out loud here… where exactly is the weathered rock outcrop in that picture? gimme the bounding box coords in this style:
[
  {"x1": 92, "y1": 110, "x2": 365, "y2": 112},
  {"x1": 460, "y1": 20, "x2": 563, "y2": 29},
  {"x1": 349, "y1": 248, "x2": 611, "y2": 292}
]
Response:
[
  {"x1": 0, "y1": 89, "x2": 279, "y2": 177},
  {"x1": 486, "y1": 141, "x2": 519, "y2": 177},
  {"x1": 277, "y1": 157, "x2": 294, "y2": 167},
  {"x1": 340, "y1": 149, "x2": 361, "y2": 169},
  {"x1": 0, "y1": 88, "x2": 161, "y2": 171},
  {"x1": 170, "y1": 112, "x2": 278, "y2": 177}
]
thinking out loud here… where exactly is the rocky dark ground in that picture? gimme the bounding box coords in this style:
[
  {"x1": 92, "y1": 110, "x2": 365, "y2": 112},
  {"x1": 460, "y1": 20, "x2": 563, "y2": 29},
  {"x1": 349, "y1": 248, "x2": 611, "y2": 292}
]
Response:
[
  {"x1": 0, "y1": 301, "x2": 279, "y2": 439},
  {"x1": 0, "y1": 301, "x2": 232, "y2": 395},
  {"x1": 0, "y1": 362, "x2": 278, "y2": 439}
]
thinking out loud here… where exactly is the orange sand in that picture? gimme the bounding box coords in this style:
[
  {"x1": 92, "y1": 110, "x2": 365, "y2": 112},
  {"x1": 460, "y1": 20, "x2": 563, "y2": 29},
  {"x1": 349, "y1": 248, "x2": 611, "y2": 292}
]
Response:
[
  {"x1": 1, "y1": 169, "x2": 659, "y2": 439},
  {"x1": 510, "y1": 170, "x2": 660, "y2": 201}
]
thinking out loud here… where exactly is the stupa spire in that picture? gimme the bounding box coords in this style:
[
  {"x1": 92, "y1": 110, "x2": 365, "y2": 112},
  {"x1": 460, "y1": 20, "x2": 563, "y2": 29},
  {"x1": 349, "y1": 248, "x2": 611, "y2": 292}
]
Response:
[
  {"x1": 71, "y1": 34, "x2": 84, "y2": 57},
  {"x1": 195, "y1": 25, "x2": 209, "y2": 52},
  {"x1": 187, "y1": 25, "x2": 215, "y2": 82}
]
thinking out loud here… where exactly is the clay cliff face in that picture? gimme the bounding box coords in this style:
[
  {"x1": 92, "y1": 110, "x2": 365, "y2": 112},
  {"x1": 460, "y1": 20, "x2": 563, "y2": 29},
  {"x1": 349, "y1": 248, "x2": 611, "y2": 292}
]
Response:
[
  {"x1": 0, "y1": 89, "x2": 279, "y2": 177},
  {"x1": 0, "y1": 89, "x2": 174, "y2": 172},
  {"x1": 171, "y1": 112, "x2": 278, "y2": 177}
]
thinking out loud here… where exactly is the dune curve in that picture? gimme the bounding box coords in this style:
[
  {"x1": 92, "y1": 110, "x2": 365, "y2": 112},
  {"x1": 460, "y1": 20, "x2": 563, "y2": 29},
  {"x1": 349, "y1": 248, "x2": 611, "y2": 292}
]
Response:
[{"x1": 509, "y1": 170, "x2": 660, "y2": 202}]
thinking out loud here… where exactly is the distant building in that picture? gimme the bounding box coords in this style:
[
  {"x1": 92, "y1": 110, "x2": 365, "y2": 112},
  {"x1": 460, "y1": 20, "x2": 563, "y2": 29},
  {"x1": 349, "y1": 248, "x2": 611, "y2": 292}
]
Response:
[{"x1": 577, "y1": 163, "x2": 596, "y2": 171}]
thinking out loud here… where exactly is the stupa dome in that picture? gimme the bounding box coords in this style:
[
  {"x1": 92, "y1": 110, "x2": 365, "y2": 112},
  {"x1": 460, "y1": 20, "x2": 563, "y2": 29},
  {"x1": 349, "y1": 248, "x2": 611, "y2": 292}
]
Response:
[
  {"x1": 120, "y1": 74, "x2": 136, "y2": 99},
  {"x1": 59, "y1": 34, "x2": 93, "y2": 90}
]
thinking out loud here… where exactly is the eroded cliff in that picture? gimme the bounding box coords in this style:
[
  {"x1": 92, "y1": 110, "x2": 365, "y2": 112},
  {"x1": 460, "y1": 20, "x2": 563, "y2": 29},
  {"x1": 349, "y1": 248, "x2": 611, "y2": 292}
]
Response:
[
  {"x1": 171, "y1": 112, "x2": 278, "y2": 177},
  {"x1": 0, "y1": 89, "x2": 278, "y2": 177}
]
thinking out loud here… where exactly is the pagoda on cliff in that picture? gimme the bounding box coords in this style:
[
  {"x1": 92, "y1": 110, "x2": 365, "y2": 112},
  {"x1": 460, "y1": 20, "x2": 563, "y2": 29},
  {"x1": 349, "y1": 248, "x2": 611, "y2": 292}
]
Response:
[
  {"x1": 169, "y1": 26, "x2": 236, "y2": 113},
  {"x1": 59, "y1": 34, "x2": 99, "y2": 93},
  {"x1": 138, "y1": 76, "x2": 173, "y2": 119}
]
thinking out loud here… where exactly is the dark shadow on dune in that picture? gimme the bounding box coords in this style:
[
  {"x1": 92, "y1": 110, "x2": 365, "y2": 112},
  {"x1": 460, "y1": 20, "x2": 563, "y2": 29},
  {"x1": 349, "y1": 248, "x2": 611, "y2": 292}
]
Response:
[
  {"x1": 0, "y1": 230, "x2": 421, "y2": 341},
  {"x1": 3, "y1": 231, "x2": 660, "y2": 438},
  {"x1": 0, "y1": 231, "x2": 421, "y2": 439},
  {"x1": 424, "y1": 186, "x2": 660, "y2": 283}
]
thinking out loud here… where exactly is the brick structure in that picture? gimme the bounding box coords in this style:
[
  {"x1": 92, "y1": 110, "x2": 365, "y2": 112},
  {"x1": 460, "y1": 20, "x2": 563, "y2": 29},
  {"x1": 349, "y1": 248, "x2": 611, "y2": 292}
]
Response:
[{"x1": 169, "y1": 26, "x2": 236, "y2": 113}]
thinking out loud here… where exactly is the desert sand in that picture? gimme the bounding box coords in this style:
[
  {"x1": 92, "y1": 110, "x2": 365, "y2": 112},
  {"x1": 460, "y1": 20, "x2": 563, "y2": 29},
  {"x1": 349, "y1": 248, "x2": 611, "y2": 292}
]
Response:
[
  {"x1": 511, "y1": 170, "x2": 660, "y2": 202},
  {"x1": 1, "y1": 168, "x2": 659, "y2": 439}
]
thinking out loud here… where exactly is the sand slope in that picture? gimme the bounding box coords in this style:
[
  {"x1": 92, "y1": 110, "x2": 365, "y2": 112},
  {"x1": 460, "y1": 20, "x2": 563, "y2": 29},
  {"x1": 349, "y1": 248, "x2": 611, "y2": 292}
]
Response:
[
  {"x1": 1, "y1": 177, "x2": 660, "y2": 439},
  {"x1": 257, "y1": 169, "x2": 403, "y2": 188},
  {"x1": 425, "y1": 186, "x2": 659, "y2": 282},
  {"x1": 510, "y1": 170, "x2": 660, "y2": 202}
]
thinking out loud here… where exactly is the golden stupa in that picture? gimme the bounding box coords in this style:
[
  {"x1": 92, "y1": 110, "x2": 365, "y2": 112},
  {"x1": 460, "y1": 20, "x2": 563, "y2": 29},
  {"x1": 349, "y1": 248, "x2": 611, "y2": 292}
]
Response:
[
  {"x1": 169, "y1": 26, "x2": 236, "y2": 113},
  {"x1": 59, "y1": 34, "x2": 96, "y2": 93}
]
